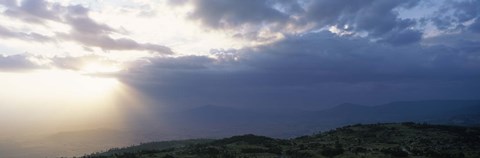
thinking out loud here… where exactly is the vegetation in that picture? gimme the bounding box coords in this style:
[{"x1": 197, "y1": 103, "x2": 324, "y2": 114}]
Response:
[{"x1": 82, "y1": 123, "x2": 480, "y2": 158}]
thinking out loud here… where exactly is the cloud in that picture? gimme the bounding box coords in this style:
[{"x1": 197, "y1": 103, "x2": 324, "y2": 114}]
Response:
[
  {"x1": 0, "y1": 0, "x2": 478, "y2": 109},
  {"x1": 0, "y1": 0, "x2": 16, "y2": 7},
  {"x1": 178, "y1": 0, "x2": 423, "y2": 45},
  {"x1": 120, "y1": 31, "x2": 480, "y2": 109},
  {"x1": 0, "y1": 54, "x2": 125, "y2": 75},
  {"x1": 179, "y1": 0, "x2": 304, "y2": 42},
  {"x1": 178, "y1": 0, "x2": 422, "y2": 45},
  {"x1": 307, "y1": 0, "x2": 422, "y2": 44},
  {"x1": 378, "y1": 29, "x2": 422, "y2": 45},
  {"x1": 1, "y1": 0, "x2": 59, "y2": 23},
  {"x1": 169, "y1": 0, "x2": 479, "y2": 46},
  {"x1": 430, "y1": 0, "x2": 480, "y2": 33},
  {"x1": 48, "y1": 55, "x2": 115, "y2": 71},
  {"x1": 469, "y1": 18, "x2": 480, "y2": 33},
  {"x1": 0, "y1": 0, "x2": 172, "y2": 54},
  {"x1": 0, "y1": 25, "x2": 51, "y2": 42},
  {"x1": 64, "y1": 9, "x2": 114, "y2": 35},
  {"x1": 189, "y1": 0, "x2": 291, "y2": 28},
  {"x1": 0, "y1": 54, "x2": 44, "y2": 71},
  {"x1": 179, "y1": 0, "x2": 478, "y2": 46},
  {"x1": 58, "y1": 32, "x2": 173, "y2": 54}
]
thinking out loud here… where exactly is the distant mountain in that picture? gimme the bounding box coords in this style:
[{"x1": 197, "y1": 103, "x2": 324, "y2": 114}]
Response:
[
  {"x1": 162, "y1": 100, "x2": 480, "y2": 138},
  {"x1": 163, "y1": 105, "x2": 301, "y2": 138},
  {"x1": 371, "y1": 100, "x2": 480, "y2": 121},
  {"x1": 308, "y1": 100, "x2": 480, "y2": 126},
  {"x1": 174, "y1": 105, "x2": 264, "y2": 123},
  {"x1": 84, "y1": 123, "x2": 480, "y2": 158}
]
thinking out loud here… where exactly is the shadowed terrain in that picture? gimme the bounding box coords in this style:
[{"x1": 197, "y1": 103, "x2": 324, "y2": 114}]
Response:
[{"x1": 84, "y1": 123, "x2": 480, "y2": 158}]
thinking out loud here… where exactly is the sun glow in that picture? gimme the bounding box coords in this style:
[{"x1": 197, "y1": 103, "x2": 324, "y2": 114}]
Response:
[
  {"x1": 0, "y1": 70, "x2": 125, "y2": 136},
  {"x1": 81, "y1": 62, "x2": 123, "y2": 74}
]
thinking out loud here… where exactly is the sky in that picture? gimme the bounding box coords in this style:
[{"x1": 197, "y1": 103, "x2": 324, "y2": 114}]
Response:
[{"x1": 1, "y1": 0, "x2": 480, "y2": 135}]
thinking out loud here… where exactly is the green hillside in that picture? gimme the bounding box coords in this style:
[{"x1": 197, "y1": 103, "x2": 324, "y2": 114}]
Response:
[{"x1": 83, "y1": 123, "x2": 480, "y2": 158}]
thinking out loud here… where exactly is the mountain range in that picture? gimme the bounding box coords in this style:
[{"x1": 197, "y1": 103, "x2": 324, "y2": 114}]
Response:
[{"x1": 162, "y1": 100, "x2": 480, "y2": 138}]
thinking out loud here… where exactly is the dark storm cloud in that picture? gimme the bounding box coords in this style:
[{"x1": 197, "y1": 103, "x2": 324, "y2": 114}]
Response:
[
  {"x1": 431, "y1": 0, "x2": 480, "y2": 32},
  {"x1": 0, "y1": 0, "x2": 172, "y2": 54},
  {"x1": 181, "y1": 0, "x2": 305, "y2": 42},
  {"x1": 189, "y1": 0, "x2": 292, "y2": 28},
  {"x1": 470, "y1": 18, "x2": 480, "y2": 33},
  {"x1": 306, "y1": 0, "x2": 418, "y2": 33},
  {"x1": 180, "y1": 0, "x2": 422, "y2": 45},
  {"x1": 311, "y1": 0, "x2": 422, "y2": 45},
  {"x1": 121, "y1": 31, "x2": 480, "y2": 109}
]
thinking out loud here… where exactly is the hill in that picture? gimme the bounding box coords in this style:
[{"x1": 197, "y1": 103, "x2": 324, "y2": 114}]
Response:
[{"x1": 84, "y1": 123, "x2": 480, "y2": 158}]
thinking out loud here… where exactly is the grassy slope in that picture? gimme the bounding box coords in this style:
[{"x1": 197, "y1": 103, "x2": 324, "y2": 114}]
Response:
[{"x1": 83, "y1": 123, "x2": 480, "y2": 158}]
